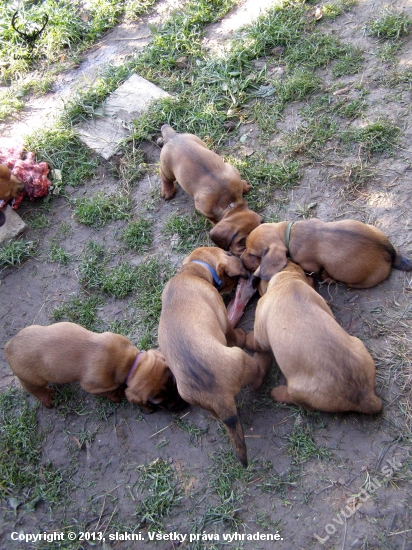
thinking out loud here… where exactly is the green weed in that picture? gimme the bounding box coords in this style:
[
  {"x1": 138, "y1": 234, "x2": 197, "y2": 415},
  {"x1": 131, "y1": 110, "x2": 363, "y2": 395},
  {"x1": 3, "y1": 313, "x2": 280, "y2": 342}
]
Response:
[
  {"x1": 115, "y1": 146, "x2": 147, "y2": 188},
  {"x1": 367, "y1": 9, "x2": 410, "y2": 40},
  {"x1": 102, "y1": 262, "x2": 140, "y2": 298},
  {"x1": 0, "y1": 388, "x2": 69, "y2": 508},
  {"x1": 49, "y1": 243, "x2": 71, "y2": 265},
  {"x1": 25, "y1": 127, "x2": 98, "y2": 191},
  {"x1": 78, "y1": 241, "x2": 106, "y2": 290},
  {"x1": 173, "y1": 415, "x2": 209, "y2": 446},
  {"x1": 134, "y1": 458, "x2": 182, "y2": 530},
  {"x1": 285, "y1": 114, "x2": 339, "y2": 158},
  {"x1": 343, "y1": 119, "x2": 400, "y2": 155},
  {"x1": 73, "y1": 191, "x2": 131, "y2": 227},
  {"x1": 227, "y1": 155, "x2": 301, "y2": 212},
  {"x1": 332, "y1": 47, "x2": 363, "y2": 77},
  {"x1": 163, "y1": 212, "x2": 211, "y2": 252},
  {"x1": 25, "y1": 212, "x2": 50, "y2": 230},
  {"x1": 121, "y1": 218, "x2": 153, "y2": 253},
  {"x1": 285, "y1": 418, "x2": 332, "y2": 464},
  {"x1": 53, "y1": 294, "x2": 103, "y2": 331},
  {"x1": 52, "y1": 385, "x2": 89, "y2": 419},
  {"x1": 0, "y1": 240, "x2": 37, "y2": 267}
]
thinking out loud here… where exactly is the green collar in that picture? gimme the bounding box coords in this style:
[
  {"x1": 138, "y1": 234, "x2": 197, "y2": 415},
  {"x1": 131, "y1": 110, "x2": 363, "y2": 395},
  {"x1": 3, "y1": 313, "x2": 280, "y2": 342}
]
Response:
[{"x1": 285, "y1": 222, "x2": 294, "y2": 256}]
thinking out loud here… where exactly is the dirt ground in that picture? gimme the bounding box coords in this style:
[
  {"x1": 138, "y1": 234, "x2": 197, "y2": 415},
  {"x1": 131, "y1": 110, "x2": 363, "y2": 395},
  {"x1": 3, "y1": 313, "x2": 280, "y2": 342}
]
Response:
[{"x1": 1, "y1": 0, "x2": 412, "y2": 549}]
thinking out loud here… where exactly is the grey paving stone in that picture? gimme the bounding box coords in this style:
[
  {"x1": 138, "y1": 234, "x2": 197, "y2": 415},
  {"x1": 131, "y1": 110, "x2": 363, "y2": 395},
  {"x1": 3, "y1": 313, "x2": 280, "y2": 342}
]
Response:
[
  {"x1": 77, "y1": 74, "x2": 170, "y2": 160},
  {"x1": 0, "y1": 205, "x2": 27, "y2": 244}
]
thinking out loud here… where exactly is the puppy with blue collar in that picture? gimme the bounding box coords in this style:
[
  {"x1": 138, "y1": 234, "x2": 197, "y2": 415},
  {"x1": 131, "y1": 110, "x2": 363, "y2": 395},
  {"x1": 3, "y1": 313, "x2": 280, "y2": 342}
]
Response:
[{"x1": 158, "y1": 247, "x2": 271, "y2": 467}]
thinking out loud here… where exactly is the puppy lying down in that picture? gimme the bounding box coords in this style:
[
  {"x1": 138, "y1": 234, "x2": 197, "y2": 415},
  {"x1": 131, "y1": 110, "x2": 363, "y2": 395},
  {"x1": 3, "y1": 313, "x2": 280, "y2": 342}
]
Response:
[
  {"x1": 5, "y1": 322, "x2": 185, "y2": 413},
  {"x1": 246, "y1": 261, "x2": 382, "y2": 414}
]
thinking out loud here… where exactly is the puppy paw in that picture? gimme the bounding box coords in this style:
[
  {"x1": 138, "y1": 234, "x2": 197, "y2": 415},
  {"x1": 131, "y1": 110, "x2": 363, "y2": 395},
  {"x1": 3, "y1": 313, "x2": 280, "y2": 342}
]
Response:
[
  {"x1": 270, "y1": 385, "x2": 293, "y2": 404},
  {"x1": 234, "y1": 328, "x2": 246, "y2": 348},
  {"x1": 39, "y1": 388, "x2": 55, "y2": 408},
  {"x1": 161, "y1": 183, "x2": 176, "y2": 200}
]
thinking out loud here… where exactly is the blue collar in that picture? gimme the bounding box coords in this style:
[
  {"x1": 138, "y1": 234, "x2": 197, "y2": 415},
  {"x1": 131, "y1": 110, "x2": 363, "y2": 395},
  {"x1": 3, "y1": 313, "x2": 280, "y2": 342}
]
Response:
[{"x1": 191, "y1": 260, "x2": 222, "y2": 289}]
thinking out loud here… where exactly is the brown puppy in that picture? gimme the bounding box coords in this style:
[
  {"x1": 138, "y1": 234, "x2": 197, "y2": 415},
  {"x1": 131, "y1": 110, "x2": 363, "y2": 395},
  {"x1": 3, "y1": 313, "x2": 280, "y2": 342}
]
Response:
[
  {"x1": 159, "y1": 125, "x2": 261, "y2": 254},
  {"x1": 4, "y1": 322, "x2": 185, "y2": 413},
  {"x1": 241, "y1": 218, "x2": 412, "y2": 288},
  {"x1": 158, "y1": 247, "x2": 271, "y2": 466},
  {"x1": 246, "y1": 261, "x2": 382, "y2": 414},
  {"x1": 0, "y1": 164, "x2": 25, "y2": 202}
]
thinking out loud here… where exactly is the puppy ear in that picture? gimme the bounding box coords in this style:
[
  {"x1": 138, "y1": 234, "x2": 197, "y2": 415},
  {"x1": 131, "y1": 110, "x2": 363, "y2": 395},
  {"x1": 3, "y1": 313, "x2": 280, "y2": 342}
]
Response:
[
  {"x1": 260, "y1": 242, "x2": 288, "y2": 280},
  {"x1": 209, "y1": 220, "x2": 234, "y2": 251},
  {"x1": 220, "y1": 253, "x2": 249, "y2": 278}
]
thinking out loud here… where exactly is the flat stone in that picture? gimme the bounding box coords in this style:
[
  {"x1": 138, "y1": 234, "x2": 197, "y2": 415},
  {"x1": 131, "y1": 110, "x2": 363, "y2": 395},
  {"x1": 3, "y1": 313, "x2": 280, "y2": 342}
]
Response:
[
  {"x1": 77, "y1": 74, "x2": 170, "y2": 160},
  {"x1": 0, "y1": 205, "x2": 27, "y2": 244}
]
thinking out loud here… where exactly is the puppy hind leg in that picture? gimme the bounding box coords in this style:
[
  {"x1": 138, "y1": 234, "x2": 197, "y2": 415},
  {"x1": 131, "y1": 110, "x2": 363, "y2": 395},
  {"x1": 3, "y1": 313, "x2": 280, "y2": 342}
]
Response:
[
  {"x1": 160, "y1": 172, "x2": 177, "y2": 200},
  {"x1": 250, "y1": 352, "x2": 271, "y2": 388},
  {"x1": 225, "y1": 326, "x2": 246, "y2": 348},
  {"x1": 245, "y1": 331, "x2": 267, "y2": 352}
]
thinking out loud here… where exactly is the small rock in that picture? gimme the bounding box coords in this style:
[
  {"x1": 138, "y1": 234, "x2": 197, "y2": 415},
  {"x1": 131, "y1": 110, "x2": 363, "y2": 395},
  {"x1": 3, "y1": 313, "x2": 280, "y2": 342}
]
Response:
[
  {"x1": 271, "y1": 46, "x2": 285, "y2": 57},
  {"x1": 156, "y1": 137, "x2": 164, "y2": 147},
  {"x1": 224, "y1": 120, "x2": 236, "y2": 132},
  {"x1": 175, "y1": 56, "x2": 188, "y2": 69}
]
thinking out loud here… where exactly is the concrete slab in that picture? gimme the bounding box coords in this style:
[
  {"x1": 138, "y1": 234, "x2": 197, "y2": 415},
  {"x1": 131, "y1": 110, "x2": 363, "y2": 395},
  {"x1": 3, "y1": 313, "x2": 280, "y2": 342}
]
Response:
[
  {"x1": 77, "y1": 74, "x2": 171, "y2": 160},
  {"x1": 0, "y1": 205, "x2": 27, "y2": 244}
]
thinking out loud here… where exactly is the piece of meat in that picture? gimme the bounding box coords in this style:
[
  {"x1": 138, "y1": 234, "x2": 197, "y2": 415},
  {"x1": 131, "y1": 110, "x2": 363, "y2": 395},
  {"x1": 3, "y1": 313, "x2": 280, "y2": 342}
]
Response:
[
  {"x1": 0, "y1": 138, "x2": 51, "y2": 209},
  {"x1": 227, "y1": 276, "x2": 257, "y2": 327}
]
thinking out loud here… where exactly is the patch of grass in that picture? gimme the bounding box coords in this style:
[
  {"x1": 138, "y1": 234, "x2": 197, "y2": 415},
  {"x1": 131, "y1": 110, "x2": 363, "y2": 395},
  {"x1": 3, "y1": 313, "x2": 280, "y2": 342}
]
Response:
[
  {"x1": 0, "y1": 387, "x2": 68, "y2": 508},
  {"x1": 333, "y1": 97, "x2": 366, "y2": 119},
  {"x1": 0, "y1": 240, "x2": 37, "y2": 267},
  {"x1": 52, "y1": 385, "x2": 89, "y2": 419},
  {"x1": 336, "y1": 162, "x2": 376, "y2": 197},
  {"x1": 132, "y1": 258, "x2": 175, "y2": 346},
  {"x1": 78, "y1": 241, "x2": 106, "y2": 290},
  {"x1": 134, "y1": 458, "x2": 183, "y2": 530},
  {"x1": 0, "y1": 88, "x2": 24, "y2": 121},
  {"x1": 25, "y1": 127, "x2": 99, "y2": 191},
  {"x1": 343, "y1": 119, "x2": 400, "y2": 155},
  {"x1": 73, "y1": 191, "x2": 131, "y2": 228},
  {"x1": 0, "y1": 0, "x2": 159, "y2": 80},
  {"x1": 25, "y1": 212, "x2": 50, "y2": 230},
  {"x1": 115, "y1": 146, "x2": 147, "y2": 188},
  {"x1": 285, "y1": 114, "x2": 339, "y2": 158},
  {"x1": 102, "y1": 262, "x2": 140, "y2": 298},
  {"x1": 49, "y1": 243, "x2": 71, "y2": 265},
  {"x1": 121, "y1": 218, "x2": 154, "y2": 253},
  {"x1": 53, "y1": 294, "x2": 103, "y2": 332},
  {"x1": 332, "y1": 47, "x2": 363, "y2": 77},
  {"x1": 163, "y1": 212, "x2": 211, "y2": 253},
  {"x1": 285, "y1": 418, "x2": 332, "y2": 464},
  {"x1": 285, "y1": 32, "x2": 354, "y2": 71},
  {"x1": 173, "y1": 415, "x2": 209, "y2": 446},
  {"x1": 366, "y1": 9, "x2": 410, "y2": 40},
  {"x1": 375, "y1": 42, "x2": 402, "y2": 63},
  {"x1": 227, "y1": 155, "x2": 301, "y2": 212}
]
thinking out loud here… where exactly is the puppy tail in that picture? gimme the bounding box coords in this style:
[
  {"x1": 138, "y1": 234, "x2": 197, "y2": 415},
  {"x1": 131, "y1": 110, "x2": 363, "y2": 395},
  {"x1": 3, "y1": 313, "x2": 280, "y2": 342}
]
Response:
[
  {"x1": 359, "y1": 394, "x2": 382, "y2": 415},
  {"x1": 393, "y1": 252, "x2": 412, "y2": 271},
  {"x1": 161, "y1": 124, "x2": 176, "y2": 142},
  {"x1": 219, "y1": 403, "x2": 248, "y2": 467}
]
